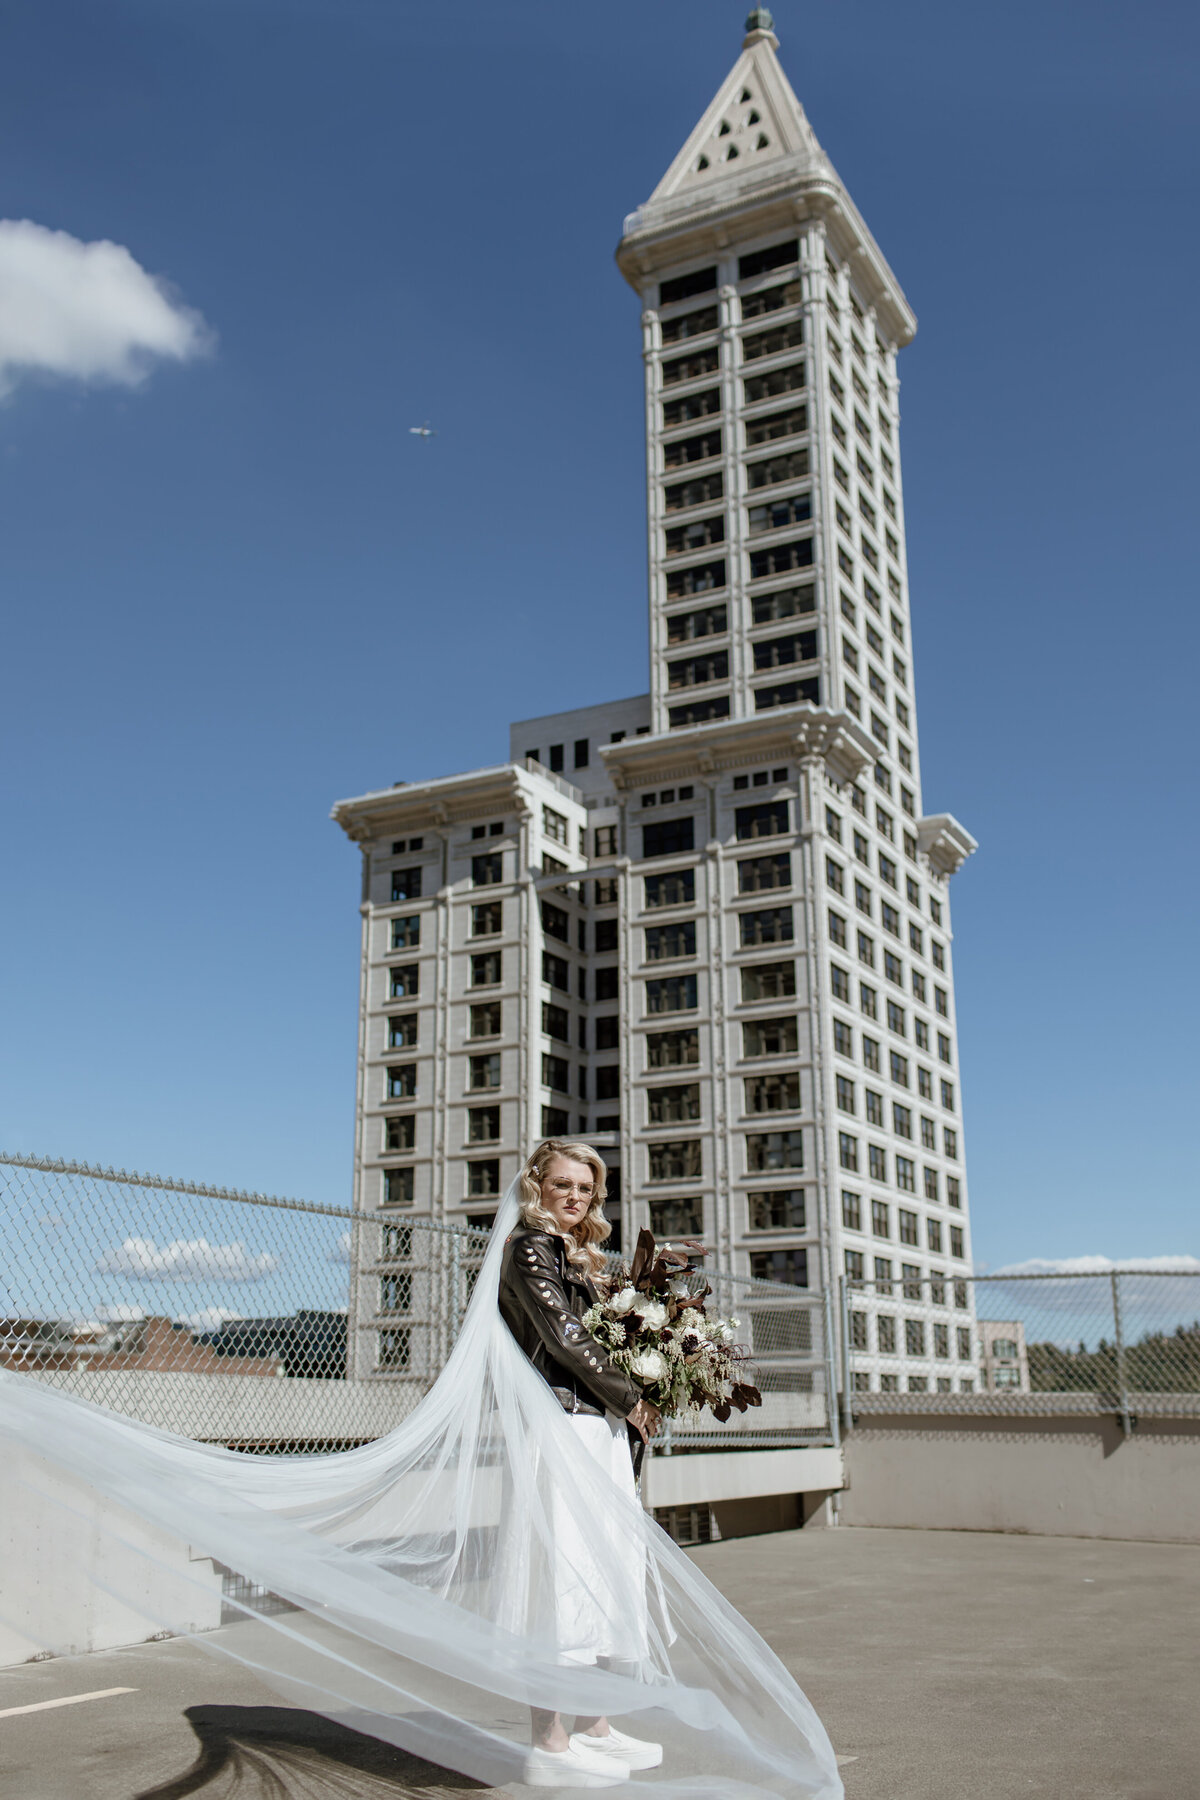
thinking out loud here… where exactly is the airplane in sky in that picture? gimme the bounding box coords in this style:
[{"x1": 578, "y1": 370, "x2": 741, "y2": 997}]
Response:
[{"x1": 408, "y1": 423, "x2": 435, "y2": 439}]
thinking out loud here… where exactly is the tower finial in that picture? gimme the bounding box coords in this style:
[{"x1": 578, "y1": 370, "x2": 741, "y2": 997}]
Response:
[{"x1": 743, "y1": 8, "x2": 779, "y2": 47}]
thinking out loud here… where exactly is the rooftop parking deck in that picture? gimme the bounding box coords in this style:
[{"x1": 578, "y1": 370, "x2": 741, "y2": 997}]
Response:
[{"x1": 0, "y1": 1527, "x2": 1192, "y2": 1800}]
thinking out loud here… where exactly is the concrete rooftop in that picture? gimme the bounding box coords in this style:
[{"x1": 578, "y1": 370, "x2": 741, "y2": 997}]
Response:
[{"x1": 0, "y1": 1528, "x2": 1192, "y2": 1799}]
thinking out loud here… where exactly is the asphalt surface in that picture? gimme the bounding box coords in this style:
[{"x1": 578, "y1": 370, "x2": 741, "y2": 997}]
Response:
[{"x1": 0, "y1": 1527, "x2": 1192, "y2": 1800}]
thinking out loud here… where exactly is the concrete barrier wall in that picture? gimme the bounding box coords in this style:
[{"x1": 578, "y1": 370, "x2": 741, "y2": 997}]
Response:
[
  {"x1": 841, "y1": 1408, "x2": 1200, "y2": 1543},
  {"x1": 0, "y1": 1448, "x2": 223, "y2": 1666}
]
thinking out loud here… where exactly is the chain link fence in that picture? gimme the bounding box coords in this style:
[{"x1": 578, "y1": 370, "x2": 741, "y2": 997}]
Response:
[
  {"x1": 0, "y1": 1153, "x2": 833, "y2": 1455},
  {"x1": 842, "y1": 1268, "x2": 1200, "y2": 1428}
]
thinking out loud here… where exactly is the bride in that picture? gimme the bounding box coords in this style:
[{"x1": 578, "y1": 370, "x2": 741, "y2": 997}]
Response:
[{"x1": 0, "y1": 1139, "x2": 845, "y2": 1799}]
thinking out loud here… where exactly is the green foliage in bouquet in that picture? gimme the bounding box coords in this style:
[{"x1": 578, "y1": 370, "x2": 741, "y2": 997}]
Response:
[{"x1": 582, "y1": 1228, "x2": 762, "y2": 1423}]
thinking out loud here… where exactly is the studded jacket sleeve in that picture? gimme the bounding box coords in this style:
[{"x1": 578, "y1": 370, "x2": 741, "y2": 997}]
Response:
[{"x1": 504, "y1": 1232, "x2": 641, "y2": 1418}]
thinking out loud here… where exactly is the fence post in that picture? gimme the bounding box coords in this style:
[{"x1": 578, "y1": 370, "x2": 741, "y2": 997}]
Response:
[
  {"x1": 823, "y1": 1287, "x2": 841, "y2": 1452},
  {"x1": 1110, "y1": 1270, "x2": 1132, "y2": 1438},
  {"x1": 838, "y1": 1276, "x2": 854, "y2": 1434},
  {"x1": 448, "y1": 1227, "x2": 462, "y2": 1355}
]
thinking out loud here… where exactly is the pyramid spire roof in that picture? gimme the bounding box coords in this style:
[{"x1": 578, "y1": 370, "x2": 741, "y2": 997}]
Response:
[{"x1": 618, "y1": 13, "x2": 914, "y2": 345}]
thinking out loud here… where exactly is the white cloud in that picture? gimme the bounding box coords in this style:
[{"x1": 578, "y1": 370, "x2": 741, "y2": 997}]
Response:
[
  {"x1": 93, "y1": 1304, "x2": 147, "y2": 1323},
  {"x1": 0, "y1": 218, "x2": 210, "y2": 398},
  {"x1": 177, "y1": 1306, "x2": 245, "y2": 1335},
  {"x1": 328, "y1": 1231, "x2": 353, "y2": 1265},
  {"x1": 95, "y1": 1236, "x2": 278, "y2": 1284}
]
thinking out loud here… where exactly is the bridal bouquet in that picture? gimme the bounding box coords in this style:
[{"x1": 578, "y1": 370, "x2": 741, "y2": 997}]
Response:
[{"x1": 582, "y1": 1229, "x2": 762, "y2": 1423}]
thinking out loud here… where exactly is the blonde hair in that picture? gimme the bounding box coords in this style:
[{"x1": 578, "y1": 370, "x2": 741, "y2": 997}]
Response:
[{"x1": 517, "y1": 1138, "x2": 611, "y2": 1277}]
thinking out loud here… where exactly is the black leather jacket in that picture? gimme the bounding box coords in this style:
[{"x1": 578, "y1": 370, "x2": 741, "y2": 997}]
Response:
[{"x1": 498, "y1": 1226, "x2": 641, "y2": 1422}]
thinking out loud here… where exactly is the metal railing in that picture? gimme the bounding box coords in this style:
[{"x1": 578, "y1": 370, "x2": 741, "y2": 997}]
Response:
[
  {"x1": 0, "y1": 1153, "x2": 833, "y2": 1455},
  {"x1": 840, "y1": 1268, "x2": 1200, "y2": 1435}
]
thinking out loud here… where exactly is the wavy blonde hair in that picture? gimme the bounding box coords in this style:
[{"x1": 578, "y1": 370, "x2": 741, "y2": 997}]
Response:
[{"x1": 517, "y1": 1138, "x2": 611, "y2": 1278}]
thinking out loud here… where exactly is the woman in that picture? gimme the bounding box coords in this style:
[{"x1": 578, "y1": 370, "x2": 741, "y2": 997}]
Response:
[
  {"x1": 0, "y1": 1149, "x2": 845, "y2": 1798},
  {"x1": 498, "y1": 1138, "x2": 665, "y2": 1787}
]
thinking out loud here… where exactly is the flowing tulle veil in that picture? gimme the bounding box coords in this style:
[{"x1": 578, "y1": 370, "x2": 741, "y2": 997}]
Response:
[{"x1": 0, "y1": 1175, "x2": 843, "y2": 1797}]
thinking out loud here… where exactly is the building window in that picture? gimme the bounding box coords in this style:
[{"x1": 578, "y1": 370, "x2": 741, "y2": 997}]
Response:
[
  {"x1": 539, "y1": 953, "x2": 567, "y2": 994},
  {"x1": 648, "y1": 1140, "x2": 702, "y2": 1181},
  {"x1": 593, "y1": 824, "x2": 618, "y2": 859},
  {"x1": 886, "y1": 1000, "x2": 906, "y2": 1036},
  {"x1": 740, "y1": 960, "x2": 796, "y2": 1004},
  {"x1": 541, "y1": 1054, "x2": 570, "y2": 1093},
  {"x1": 829, "y1": 910, "x2": 847, "y2": 948},
  {"x1": 750, "y1": 1189, "x2": 807, "y2": 1231},
  {"x1": 389, "y1": 964, "x2": 419, "y2": 1000},
  {"x1": 387, "y1": 1013, "x2": 418, "y2": 1050},
  {"x1": 844, "y1": 1249, "x2": 864, "y2": 1283},
  {"x1": 645, "y1": 975, "x2": 698, "y2": 1014},
  {"x1": 831, "y1": 964, "x2": 850, "y2": 1002},
  {"x1": 751, "y1": 1248, "x2": 808, "y2": 1287},
  {"x1": 836, "y1": 1074, "x2": 856, "y2": 1114},
  {"x1": 850, "y1": 1312, "x2": 869, "y2": 1351},
  {"x1": 377, "y1": 1327, "x2": 412, "y2": 1370},
  {"x1": 644, "y1": 869, "x2": 695, "y2": 909},
  {"x1": 871, "y1": 1198, "x2": 890, "y2": 1237},
  {"x1": 838, "y1": 1132, "x2": 858, "y2": 1172},
  {"x1": 469, "y1": 1054, "x2": 501, "y2": 1091},
  {"x1": 386, "y1": 1065, "x2": 416, "y2": 1099},
  {"x1": 738, "y1": 856, "x2": 792, "y2": 900},
  {"x1": 744, "y1": 365, "x2": 808, "y2": 410},
  {"x1": 927, "y1": 1218, "x2": 943, "y2": 1253},
  {"x1": 949, "y1": 1226, "x2": 965, "y2": 1259},
  {"x1": 877, "y1": 1316, "x2": 897, "y2": 1354},
  {"x1": 391, "y1": 916, "x2": 420, "y2": 950},
  {"x1": 667, "y1": 648, "x2": 728, "y2": 688},
  {"x1": 385, "y1": 1115, "x2": 415, "y2": 1152},
  {"x1": 944, "y1": 1127, "x2": 958, "y2": 1158},
  {"x1": 642, "y1": 817, "x2": 696, "y2": 859},
  {"x1": 857, "y1": 930, "x2": 874, "y2": 967},
  {"x1": 662, "y1": 345, "x2": 720, "y2": 387},
  {"x1": 747, "y1": 450, "x2": 811, "y2": 493},
  {"x1": 957, "y1": 1327, "x2": 972, "y2": 1360},
  {"x1": 649, "y1": 1197, "x2": 704, "y2": 1237},
  {"x1": 542, "y1": 1105, "x2": 570, "y2": 1135},
  {"x1": 594, "y1": 919, "x2": 619, "y2": 954},
  {"x1": 743, "y1": 1016, "x2": 799, "y2": 1058},
  {"x1": 841, "y1": 1190, "x2": 862, "y2": 1230},
  {"x1": 661, "y1": 301, "x2": 719, "y2": 342},
  {"x1": 542, "y1": 807, "x2": 569, "y2": 847},
  {"x1": 834, "y1": 1019, "x2": 853, "y2": 1057},
  {"x1": 745, "y1": 1072, "x2": 800, "y2": 1113},
  {"x1": 748, "y1": 494, "x2": 812, "y2": 536},
  {"x1": 864, "y1": 1089, "x2": 883, "y2": 1125},
  {"x1": 471, "y1": 852, "x2": 503, "y2": 887},
  {"x1": 541, "y1": 900, "x2": 569, "y2": 943},
  {"x1": 383, "y1": 1166, "x2": 414, "y2": 1207},
  {"x1": 646, "y1": 1028, "x2": 699, "y2": 1068},
  {"x1": 467, "y1": 1105, "x2": 500, "y2": 1144},
  {"x1": 390, "y1": 867, "x2": 423, "y2": 903},
  {"x1": 923, "y1": 1165, "x2": 939, "y2": 1199},
  {"x1": 896, "y1": 1156, "x2": 916, "y2": 1193},
  {"x1": 869, "y1": 1144, "x2": 887, "y2": 1181},
  {"x1": 825, "y1": 858, "x2": 845, "y2": 896},
  {"x1": 540, "y1": 1002, "x2": 569, "y2": 1043},
  {"x1": 647, "y1": 1082, "x2": 701, "y2": 1124},
  {"x1": 947, "y1": 1176, "x2": 961, "y2": 1209},
  {"x1": 904, "y1": 1319, "x2": 925, "y2": 1357},
  {"x1": 941, "y1": 1079, "x2": 956, "y2": 1113},
  {"x1": 735, "y1": 801, "x2": 790, "y2": 841},
  {"x1": 748, "y1": 1130, "x2": 804, "y2": 1172},
  {"x1": 646, "y1": 921, "x2": 697, "y2": 961},
  {"x1": 929, "y1": 1270, "x2": 946, "y2": 1304},
  {"x1": 664, "y1": 474, "x2": 724, "y2": 516},
  {"x1": 665, "y1": 552, "x2": 725, "y2": 593},
  {"x1": 470, "y1": 1002, "x2": 501, "y2": 1039},
  {"x1": 739, "y1": 908, "x2": 794, "y2": 950},
  {"x1": 472, "y1": 902, "x2": 502, "y2": 937},
  {"x1": 893, "y1": 1103, "x2": 912, "y2": 1139},
  {"x1": 466, "y1": 1158, "x2": 500, "y2": 1197},
  {"x1": 935, "y1": 986, "x2": 949, "y2": 1017}
]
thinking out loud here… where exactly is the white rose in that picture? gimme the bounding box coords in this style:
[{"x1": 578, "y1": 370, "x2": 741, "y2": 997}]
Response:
[
  {"x1": 630, "y1": 1349, "x2": 668, "y2": 1383},
  {"x1": 638, "y1": 1299, "x2": 669, "y2": 1331},
  {"x1": 609, "y1": 1286, "x2": 639, "y2": 1316}
]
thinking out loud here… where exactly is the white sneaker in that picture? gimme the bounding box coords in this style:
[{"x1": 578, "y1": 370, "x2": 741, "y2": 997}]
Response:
[
  {"x1": 570, "y1": 1725, "x2": 663, "y2": 1771},
  {"x1": 524, "y1": 1741, "x2": 632, "y2": 1787}
]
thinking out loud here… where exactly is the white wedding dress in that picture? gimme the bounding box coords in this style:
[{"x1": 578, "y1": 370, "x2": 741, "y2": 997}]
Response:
[{"x1": 0, "y1": 1178, "x2": 843, "y2": 1798}]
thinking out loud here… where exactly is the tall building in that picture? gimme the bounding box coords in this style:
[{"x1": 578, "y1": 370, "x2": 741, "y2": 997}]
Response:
[{"x1": 332, "y1": 12, "x2": 978, "y2": 1393}]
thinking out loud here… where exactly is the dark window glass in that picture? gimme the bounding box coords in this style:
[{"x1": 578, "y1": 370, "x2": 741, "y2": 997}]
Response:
[
  {"x1": 747, "y1": 1189, "x2": 806, "y2": 1231},
  {"x1": 389, "y1": 964, "x2": 419, "y2": 998},
  {"x1": 669, "y1": 697, "x2": 731, "y2": 729},
  {"x1": 646, "y1": 975, "x2": 698, "y2": 1014},
  {"x1": 749, "y1": 1248, "x2": 808, "y2": 1286},
  {"x1": 541, "y1": 901, "x2": 569, "y2": 942},
  {"x1": 660, "y1": 266, "x2": 717, "y2": 306},
  {"x1": 646, "y1": 921, "x2": 697, "y2": 960},
  {"x1": 648, "y1": 1082, "x2": 701, "y2": 1123},
  {"x1": 391, "y1": 867, "x2": 422, "y2": 901},
  {"x1": 738, "y1": 853, "x2": 791, "y2": 892},
  {"x1": 646, "y1": 1029, "x2": 699, "y2": 1068},
  {"x1": 749, "y1": 536, "x2": 813, "y2": 580},
  {"x1": 391, "y1": 915, "x2": 420, "y2": 949},
  {"x1": 754, "y1": 677, "x2": 820, "y2": 711},
  {"x1": 642, "y1": 817, "x2": 696, "y2": 859},
  {"x1": 736, "y1": 801, "x2": 790, "y2": 841},
  {"x1": 740, "y1": 958, "x2": 795, "y2": 1000},
  {"x1": 645, "y1": 869, "x2": 695, "y2": 908},
  {"x1": 738, "y1": 240, "x2": 798, "y2": 280}
]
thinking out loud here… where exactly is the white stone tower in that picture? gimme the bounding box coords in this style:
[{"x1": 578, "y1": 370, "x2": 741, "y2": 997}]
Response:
[{"x1": 333, "y1": 12, "x2": 979, "y2": 1397}]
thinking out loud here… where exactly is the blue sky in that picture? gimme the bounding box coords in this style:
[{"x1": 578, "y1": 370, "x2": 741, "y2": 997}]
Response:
[{"x1": 0, "y1": 0, "x2": 1196, "y2": 1272}]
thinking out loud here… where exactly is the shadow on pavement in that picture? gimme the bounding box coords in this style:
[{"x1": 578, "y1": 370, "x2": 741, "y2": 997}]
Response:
[{"x1": 133, "y1": 1704, "x2": 493, "y2": 1798}]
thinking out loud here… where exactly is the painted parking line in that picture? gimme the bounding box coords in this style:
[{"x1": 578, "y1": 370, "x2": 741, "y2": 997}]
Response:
[
  {"x1": 836, "y1": 1755, "x2": 860, "y2": 1766},
  {"x1": 0, "y1": 1687, "x2": 136, "y2": 1720}
]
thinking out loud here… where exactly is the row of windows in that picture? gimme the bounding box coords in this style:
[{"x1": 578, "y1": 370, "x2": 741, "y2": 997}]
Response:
[
  {"x1": 838, "y1": 1124, "x2": 958, "y2": 1175},
  {"x1": 850, "y1": 1313, "x2": 973, "y2": 1359},
  {"x1": 830, "y1": 968, "x2": 950, "y2": 1045},
  {"x1": 842, "y1": 1189, "x2": 962, "y2": 1247}
]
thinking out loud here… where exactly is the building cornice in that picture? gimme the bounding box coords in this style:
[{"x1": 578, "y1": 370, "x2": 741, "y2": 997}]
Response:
[
  {"x1": 329, "y1": 763, "x2": 583, "y2": 845},
  {"x1": 599, "y1": 705, "x2": 876, "y2": 790},
  {"x1": 917, "y1": 813, "x2": 979, "y2": 878}
]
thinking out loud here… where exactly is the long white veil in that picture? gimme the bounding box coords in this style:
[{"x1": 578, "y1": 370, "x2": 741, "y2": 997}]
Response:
[{"x1": 0, "y1": 1177, "x2": 843, "y2": 1797}]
